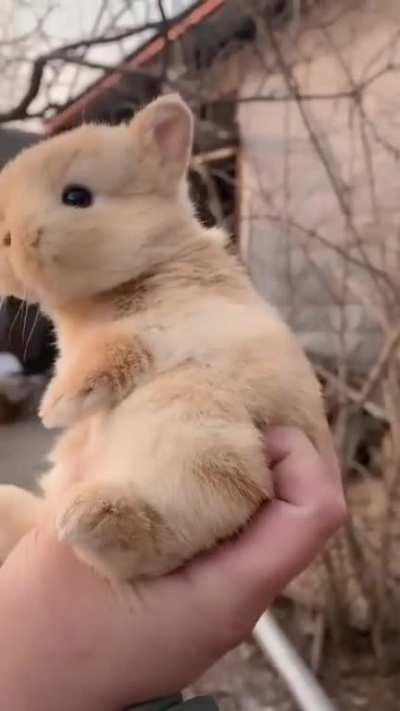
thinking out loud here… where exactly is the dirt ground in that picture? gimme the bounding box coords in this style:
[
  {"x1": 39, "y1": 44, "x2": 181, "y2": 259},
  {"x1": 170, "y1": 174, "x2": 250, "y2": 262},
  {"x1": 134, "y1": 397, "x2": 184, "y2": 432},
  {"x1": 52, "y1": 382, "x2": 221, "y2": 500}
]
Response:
[
  {"x1": 1, "y1": 415, "x2": 400, "y2": 710},
  {"x1": 0, "y1": 414, "x2": 53, "y2": 489}
]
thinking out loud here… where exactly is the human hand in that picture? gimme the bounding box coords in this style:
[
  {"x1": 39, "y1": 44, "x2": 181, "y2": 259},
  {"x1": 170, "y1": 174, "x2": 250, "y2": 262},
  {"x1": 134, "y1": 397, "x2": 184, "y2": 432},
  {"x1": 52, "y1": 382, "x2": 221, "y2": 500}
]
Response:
[{"x1": 0, "y1": 428, "x2": 345, "y2": 711}]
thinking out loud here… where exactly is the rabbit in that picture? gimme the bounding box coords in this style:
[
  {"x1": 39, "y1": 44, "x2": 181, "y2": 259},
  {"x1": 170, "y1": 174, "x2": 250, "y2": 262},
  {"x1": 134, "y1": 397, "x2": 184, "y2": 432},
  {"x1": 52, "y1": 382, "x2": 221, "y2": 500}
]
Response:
[{"x1": 0, "y1": 94, "x2": 330, "y2": 579}]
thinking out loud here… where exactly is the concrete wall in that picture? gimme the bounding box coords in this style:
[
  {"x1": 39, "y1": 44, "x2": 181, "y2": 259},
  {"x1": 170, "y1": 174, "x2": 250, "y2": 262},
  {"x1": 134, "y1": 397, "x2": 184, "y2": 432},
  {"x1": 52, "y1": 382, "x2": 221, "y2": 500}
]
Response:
[{"x1": 238, "y1": 1, "x2": 400, "y2": 370}]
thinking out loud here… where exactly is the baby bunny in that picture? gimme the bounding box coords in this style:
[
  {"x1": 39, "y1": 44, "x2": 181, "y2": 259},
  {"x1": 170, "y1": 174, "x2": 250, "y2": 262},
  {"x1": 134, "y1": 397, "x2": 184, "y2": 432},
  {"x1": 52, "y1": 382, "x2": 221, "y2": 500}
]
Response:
[{"x1": 0, "y1": 94, "x2": 330, "y2": 579}]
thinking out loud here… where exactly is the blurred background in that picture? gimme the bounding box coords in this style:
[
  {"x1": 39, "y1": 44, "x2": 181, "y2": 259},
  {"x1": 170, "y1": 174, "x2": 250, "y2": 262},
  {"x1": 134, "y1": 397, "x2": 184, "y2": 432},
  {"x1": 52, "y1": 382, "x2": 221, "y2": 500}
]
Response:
[{"x1": 1, "y1": 1, "x2": 400, "y2": 708}]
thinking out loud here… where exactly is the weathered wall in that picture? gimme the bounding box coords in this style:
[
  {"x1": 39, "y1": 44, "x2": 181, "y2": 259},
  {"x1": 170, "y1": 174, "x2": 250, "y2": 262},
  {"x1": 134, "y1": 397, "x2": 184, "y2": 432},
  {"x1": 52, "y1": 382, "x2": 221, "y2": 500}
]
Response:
[{"x1": 238, "y1": 1, "x2": 400, "y2": 370}]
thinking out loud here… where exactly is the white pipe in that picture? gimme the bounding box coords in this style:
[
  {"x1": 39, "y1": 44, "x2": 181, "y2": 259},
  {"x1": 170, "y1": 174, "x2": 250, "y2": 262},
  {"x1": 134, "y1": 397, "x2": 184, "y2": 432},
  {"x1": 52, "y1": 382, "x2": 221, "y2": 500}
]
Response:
[{"x1": 253, "y1": 612, "x2": 337, "y2": 711}]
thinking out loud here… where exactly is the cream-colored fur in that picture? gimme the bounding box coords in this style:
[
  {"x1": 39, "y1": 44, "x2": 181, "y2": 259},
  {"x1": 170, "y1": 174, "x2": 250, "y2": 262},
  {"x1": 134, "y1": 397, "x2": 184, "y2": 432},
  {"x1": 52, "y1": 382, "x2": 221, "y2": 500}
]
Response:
[{"x1": 0, "y1": 94, "x2": 330, "y2": 578}]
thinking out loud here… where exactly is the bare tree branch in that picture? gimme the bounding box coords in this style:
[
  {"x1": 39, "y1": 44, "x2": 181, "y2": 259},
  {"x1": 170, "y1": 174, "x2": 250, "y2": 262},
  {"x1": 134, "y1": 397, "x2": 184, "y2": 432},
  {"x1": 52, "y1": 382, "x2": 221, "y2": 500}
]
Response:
[
  {"x1": 0, "y1": 56, "x2": 47, "y2": 123},
  {"x1": 0, "y1": 10, "x2": 172, "y2": 123}
]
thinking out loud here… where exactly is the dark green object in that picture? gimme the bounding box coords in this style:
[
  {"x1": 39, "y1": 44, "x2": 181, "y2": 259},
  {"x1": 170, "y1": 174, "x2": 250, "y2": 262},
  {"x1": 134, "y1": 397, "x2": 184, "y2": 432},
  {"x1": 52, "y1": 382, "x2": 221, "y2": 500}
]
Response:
[{"x1": 127, "y1": 694, "x2": 218, "y2": 711}]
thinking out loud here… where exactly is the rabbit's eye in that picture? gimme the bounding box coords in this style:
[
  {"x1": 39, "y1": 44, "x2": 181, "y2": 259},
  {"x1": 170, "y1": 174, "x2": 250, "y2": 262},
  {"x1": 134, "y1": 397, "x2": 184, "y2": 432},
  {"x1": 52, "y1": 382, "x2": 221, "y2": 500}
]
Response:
[{"x1": 62, "y1": 185, "x2": 93, "y2": 208}]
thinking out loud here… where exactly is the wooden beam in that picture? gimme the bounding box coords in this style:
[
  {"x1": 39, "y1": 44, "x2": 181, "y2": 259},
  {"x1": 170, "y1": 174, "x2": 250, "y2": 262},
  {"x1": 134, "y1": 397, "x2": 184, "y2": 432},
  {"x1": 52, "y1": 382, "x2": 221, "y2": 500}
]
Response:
[{"x1": 191, "y1": 145, "x2": 237, "y2": 166}]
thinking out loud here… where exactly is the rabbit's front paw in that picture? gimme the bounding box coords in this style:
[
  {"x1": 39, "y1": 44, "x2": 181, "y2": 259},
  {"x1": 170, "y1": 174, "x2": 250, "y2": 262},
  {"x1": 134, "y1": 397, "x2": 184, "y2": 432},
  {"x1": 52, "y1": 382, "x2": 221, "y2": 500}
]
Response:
[
  {"x1": 39, "y1": 332, "x2": 151, "y2": 429},
  {"x1": 39, "y1": 371, "x2": 113, "y2": 429}
]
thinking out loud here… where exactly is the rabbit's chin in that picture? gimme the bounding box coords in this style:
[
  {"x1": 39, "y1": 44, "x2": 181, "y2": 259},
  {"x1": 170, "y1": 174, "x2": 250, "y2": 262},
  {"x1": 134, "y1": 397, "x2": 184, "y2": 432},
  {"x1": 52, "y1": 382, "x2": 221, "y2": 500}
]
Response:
[{"x1": 9, "y1": 260, "x2": 95, "y2": 309}]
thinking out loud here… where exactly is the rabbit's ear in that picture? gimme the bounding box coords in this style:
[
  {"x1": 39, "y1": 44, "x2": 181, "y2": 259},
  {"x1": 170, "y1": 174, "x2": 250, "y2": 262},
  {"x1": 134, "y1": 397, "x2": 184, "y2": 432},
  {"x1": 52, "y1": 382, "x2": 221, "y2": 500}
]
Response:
[{"x1": 130, "y1": 94, "x2": 193, "y2": 183}]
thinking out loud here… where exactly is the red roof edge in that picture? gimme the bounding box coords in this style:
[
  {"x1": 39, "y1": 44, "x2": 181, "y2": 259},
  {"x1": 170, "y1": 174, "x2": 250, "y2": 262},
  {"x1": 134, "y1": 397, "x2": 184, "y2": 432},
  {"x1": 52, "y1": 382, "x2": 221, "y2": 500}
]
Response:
[{"x1": 45, "y1": 0, "x2": 226, "y2": 134}]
